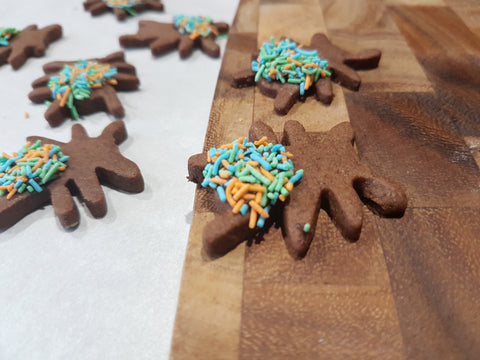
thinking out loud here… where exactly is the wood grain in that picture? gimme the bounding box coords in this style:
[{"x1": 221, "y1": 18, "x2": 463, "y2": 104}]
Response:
[
  {"x1": 376, "y1": 208, "x2": 480, "y2": 359},
  {"x1": 172, "y1": 1, "x2": 480, "y2": 359},
  {"x1": 240, "y1": 212, "x2": 404, "y2": 360},
  {"x1": 170, "y1": 1, "x2": 258, "y2": 359}
]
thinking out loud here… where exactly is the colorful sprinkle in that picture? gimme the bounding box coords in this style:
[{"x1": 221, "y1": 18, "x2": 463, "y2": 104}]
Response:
[
  {"x1": 0, "y1": 27, "x2": 20, "y2": 47},
  {"x1": 303, "y1": 223, "x2": 311, "y2": 232},
  {"x1": 103, "y1": 0, "x2": 141, "y2": 15},
  {"x1": 173, "y1": 15, "x2": 219, "y2": 40},
  {"x1": 48, "y1": 60, "x2": 118, "y2": 119},
  {"x1": 252, "y1": 37, "x2": 331, "y2": 95},
  {"x1": 202, "y1": 137, "x2": 303, "y2": 229},
  {"x1": 0, "y1": 140, "x2": 69, "y2": 199}
]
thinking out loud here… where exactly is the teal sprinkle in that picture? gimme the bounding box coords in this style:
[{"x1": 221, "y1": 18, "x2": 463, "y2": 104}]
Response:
[
  {"x1": 47, "y1": 60, "x2": 118, "y2": 119},
  {"x1": 252, "y1": 38, "x2": 331, "y2": 95},
  {"x1": 0, "y1": 27, "x2": 20, "y2": 47},
  {"x1": 102, "y1": 0, "x2": 141, "y2": 13},
  {"x1": 0, "y1": 141, "x2": 68, "y2": 199},
  {"x1": 201, "y1": 136, "x2": 303, "y2": 229},
  {"x1": 173, "y1": 15, "x2": 218, "y2": 38}
]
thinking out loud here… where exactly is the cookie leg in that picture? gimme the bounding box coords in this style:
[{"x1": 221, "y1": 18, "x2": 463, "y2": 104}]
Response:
[
  {"x1": 354, "y1": 175, "x2": 407, "y2": 217},
  {"x1": 51, "y1": 185, "x2": 80, "y2": 229},
  {"x1": 73, "y1": 177, "x2": 107, "y2": 218},
  {"x1": 200, "y1": 37, "x2": 221, "y2": 58},
  {"x1": 178, "y1": 35, "x2": 195, "y2": 59}
]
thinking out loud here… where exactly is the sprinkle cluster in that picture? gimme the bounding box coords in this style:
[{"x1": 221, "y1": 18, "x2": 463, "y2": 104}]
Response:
[
  {"x1": 252, "y1": 37, "x2": 331, "y2": 95},
  {"x1": 0, "y1": 27, "x2": 20, "y2": 46},
  {"x1": 173, "y1": 15, "x2": 219, "y2": 40},
  {"x1": 202, "y1": 136, "x2": 303, "y2": 229},
  {"x1": 103, "y1": 0, "x2": 141, "y2": 15},
  {"x1": 48, "y1": 60, "x2": 118, "y2": 119},
  {"x1": 0, "y1": 140, "x2": 69, "y2": 200}
]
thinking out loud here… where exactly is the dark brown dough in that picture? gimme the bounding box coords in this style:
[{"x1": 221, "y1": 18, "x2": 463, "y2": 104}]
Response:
[
  {"x1": 231, "y1": 33, "x2": 381, "y2": 115},
  {"x1": 83, "y1": 0, "x2": 164, "y2": 21},
  {"x1": 119, "y1": 20, "x2": 229, "y2": 59},
  {"x1": 0, "y1": 24, "x2": 62, "y2": 70},
  {"x1": 0, "y1": 121, "x2": 144, "y2": 231},
  {"x1": 188, "y1": 121, "x2": 407, "y2": 259},
  {"x1": 28, "y1": 52, "x2": 139, "y2": 127}
]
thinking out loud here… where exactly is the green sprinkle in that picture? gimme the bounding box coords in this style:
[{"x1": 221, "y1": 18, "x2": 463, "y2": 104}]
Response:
[
  {"x1": 0, "y1": 141, "x2": 69, "y2": 199},
  {"x1": 252, "y1": 38, "x2": 331, "y2": 96},
  {"x1": 0, "y1": 27, "x2": 20, "y2": 46},
  {"x1": 303, "y1": 223, "x2": 311, "y2": 232}
]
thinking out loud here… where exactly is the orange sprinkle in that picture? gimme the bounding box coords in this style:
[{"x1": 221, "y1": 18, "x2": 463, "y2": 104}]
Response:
[
  {"x1": 281, "y1": 151, "x2": 294, "y2": 158},
  {"x1": 248, "y1": 184, "x2": 266, "y2": 193},
  {"x1": 7, "y1": 165, "x2": 20, "y2": 174},
  {"x1": 220, "y1": 143, "x2": 234, "y2": 149},
  {"x1": 260, "y1": 167, "x2": 275, "y2": 182},
  {"x1": 2, "y1": 152, "x2": 11, "y2": 159},
  {"x1": 225, "y1": 178, "x2": 237, "y2": 207},
  {"x1": 91, "y1": 83, "x2": 102, "y2": 89},
  {"x1": 255, "y1": 191, "x2": 262, "y2": 204},
  {"x1": 232, "y1": 199, "x2": 245, "y2": 214},
  {"x1": 221, "y1": 159, "x2": 230, "y2": 169},
  {"x1": 283, "y1": 64, "x2": 292, "y2": 70},
  {"x1": 287, "y1": 57, "x2": 302, "y2": 67},
  {"x1": 249, "y1": 208, "x2": 258, "y2": 229},
  {"x1": 304, "y1": 63, "x2": 319, "y2": 68},
  {"x1": 58, "y1": 166, "x2": 66, "y2": 171},
  {"x1": 305, "y1": 73, "x2": 312, "y2": 90},
  {"x1": 6, "y1": 188, "x2": 17, "y2": 200},
  {"x1": 242, "y1": 194, "x2": 256, "y2": 201},
  {"x1": 238, "y1": 152, "x2": 245, "y2": 159},
  {"x1": 219, "y1": 171, "x2": 231, "y2": 179},
  {"x1": 279, "y1": 194, "x2": 287, "y2": 202},
  {"x1": 31, "y1": 159, "x2": 44, "y2": 172},
  {"x1": 211, "y1": 155, "x2": 218, "y2": 162},
  {"x1": 59, "y1": 87, "x2": 72, "y2": 107},
  {"x1": 207, "y1": 151, "x2": 211, "y2": 162},
  {"x1": 285, "y1": 182, "x2": 294, "y2": 192},
  {"x1": 250, "y1": 201, "x2": 269, "y2": 219},
  {"x1": 189, "y1": 31, "x2": 200, "y2": 40},
  {"x1": 107, "y1": 79, "x2": 118, "y2": 85},
  {"x1": 210, "y1": 177, "x2": 227, "y2": 185},
  {"x1": 233, "y1": 183, "x2": 250, "y2": 201},
  {"x1": 246, "y1": 160, "x2": 259, "y2": 167},
  {"x1": 254, "y1": 136, "x2": 268, "y2": 147}
]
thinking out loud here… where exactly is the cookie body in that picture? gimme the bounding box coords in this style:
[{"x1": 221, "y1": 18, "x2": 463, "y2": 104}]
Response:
[{"x1": 0, "y1": 121, "x2": 144, "y2": 231}]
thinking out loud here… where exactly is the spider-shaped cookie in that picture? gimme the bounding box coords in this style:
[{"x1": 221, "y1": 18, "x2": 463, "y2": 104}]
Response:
[
  {"x1": 231, "y1": 34, "x2": 381, "y2": 115},
  {"x1": 0, "y1": 24, "x2": 62, "y2": 70},
  {"x1": 0, "y1": 121, "x2": 144, "y2": 231},
  {"x1": 28, "y1": 52, "x2": 139, "y2": 127},
  {"x1": 188, "y1": 121, "x2": 407, "y2": 259},
  {"x1": 119, "y1": 16, "x2": 229, "y2": 59},
  {"x1": 83, "y1": 0, "x2": 164, "y2": 21}
]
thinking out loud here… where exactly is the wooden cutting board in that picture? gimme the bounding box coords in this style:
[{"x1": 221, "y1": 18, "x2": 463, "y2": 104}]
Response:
[{"x1": 171, "y1": 0, "x2": 480, "y2": 359}]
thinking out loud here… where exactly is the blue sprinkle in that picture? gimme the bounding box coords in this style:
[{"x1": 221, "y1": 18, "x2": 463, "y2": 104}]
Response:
[
  {"x1": 216, "y1": 186, "x2": 226, "y2": 202},
  {"x1": 240, "y1": 203, "x2": 250, "y2": 216},
  {"x1": 14, "y1": 179, "x2": 23, "y2": 189},
  {"x1": 28, "y1": 179, "x2": 42, "y2": 193}
]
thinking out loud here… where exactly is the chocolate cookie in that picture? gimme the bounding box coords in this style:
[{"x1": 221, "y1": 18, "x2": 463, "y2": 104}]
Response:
[
  {"x1": 83, "y1": 0, "x2": 164, "y2": 21},
  {"x1": 28, "y1": 52, "x2": 139, "y2": 127},
  {"x1": 231, "y1": 35, "x2": 381, "y2": 115},
  {"x1": 188, "y1": 121, "x2": 407, "y2": 259},
  {"x1": 0, "y1": 121, "x2": 144, "y2": 231},
  {"x1": 0, "y1": 24, "x2": 62, "y2": 70},
  {"x1": 119, "y1": 16, "x2": 229, "y2": 59}
]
